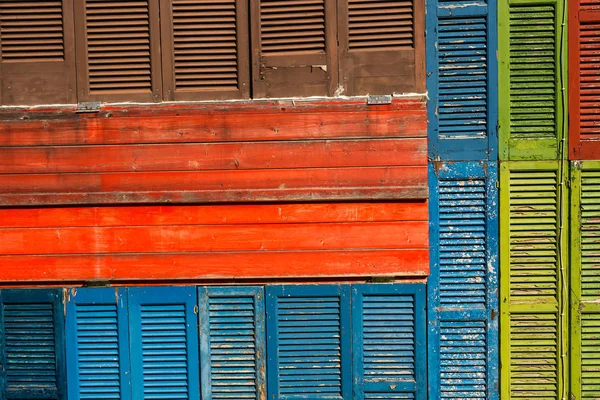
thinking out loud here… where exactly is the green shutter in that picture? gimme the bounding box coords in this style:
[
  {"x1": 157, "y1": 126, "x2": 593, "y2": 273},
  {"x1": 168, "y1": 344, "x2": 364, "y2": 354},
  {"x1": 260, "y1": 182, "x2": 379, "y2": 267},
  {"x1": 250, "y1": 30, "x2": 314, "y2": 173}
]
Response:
[
  {"x1": 500, "y1": 161, "x2": 569, "y2": 400},
  {"x1": 498, "y1": 0, "x2": 567, "y2": 160},
  {"x1": 571, "y1": 161, "x2": 600, "y2": 400}
]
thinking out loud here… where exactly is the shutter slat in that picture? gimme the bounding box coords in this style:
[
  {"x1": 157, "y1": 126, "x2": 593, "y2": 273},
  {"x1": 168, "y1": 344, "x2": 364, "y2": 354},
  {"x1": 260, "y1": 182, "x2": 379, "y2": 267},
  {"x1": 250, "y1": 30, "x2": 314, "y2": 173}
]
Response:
[
  {"x1": 199, "y1": 287, "x2": 266, "y2": 400},
  {"x1": 66, "y1": 288, "x2": 131, "y2": 400},
  {"x1": 266, "y1": 285, "x2": 351, "y2": 400},
  {"x1": 348, "y1": 0, "x2": 414, "y2": 50}
]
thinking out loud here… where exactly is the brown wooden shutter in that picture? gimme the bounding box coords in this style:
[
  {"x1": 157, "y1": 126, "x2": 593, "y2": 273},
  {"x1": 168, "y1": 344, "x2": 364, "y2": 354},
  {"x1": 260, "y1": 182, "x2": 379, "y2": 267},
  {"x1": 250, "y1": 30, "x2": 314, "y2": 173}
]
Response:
[
  {"x1": 74, "y1": 0, "x2": 162, "y2": 103},
  {"x1": 338, "y1": 0, "x2": 425, "y2": 95},
  {"x1": 250, "y1": 0, "x2": 338, "y2": 98},
  {"x1": 0, "y1": 0, "x2": 76, "y2": 105},
  {"x1": 160, "y1": 0, "x2": 250, "y2": 101}
]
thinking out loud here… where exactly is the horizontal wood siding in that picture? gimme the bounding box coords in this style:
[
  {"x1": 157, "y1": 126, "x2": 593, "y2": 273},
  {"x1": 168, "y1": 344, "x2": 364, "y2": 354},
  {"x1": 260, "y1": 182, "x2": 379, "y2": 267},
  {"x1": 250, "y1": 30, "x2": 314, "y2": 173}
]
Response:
[
  {"x1": 0, "y1": 99, "x2": 427, "y2": 205},
  {"x1": 0, "y1": 202, "x2": 429, "y2": 283}
]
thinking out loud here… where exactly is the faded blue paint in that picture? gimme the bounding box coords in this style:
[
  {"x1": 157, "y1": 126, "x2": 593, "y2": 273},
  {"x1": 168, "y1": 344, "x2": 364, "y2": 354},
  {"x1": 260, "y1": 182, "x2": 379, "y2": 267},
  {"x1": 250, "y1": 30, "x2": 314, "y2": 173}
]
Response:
[
  {"x1": 0, "y1": 289, "x2": 65, "y2": 400},
  {"x1": 198, "y1": 286, "x2": 266, "y2": 400},
  {"x1": 352, "y1": 284, "x2": 427, "y2": 400},
  {"x1": 66, "y1": 287, "x2": 131, "y2": 400},
  {"x1": 426, "y1": 0, "x2": 498, "y2": 161},
  {"x1": 427, "y1": 161, "x2": 499, "y2": 400},
  {"x1": 266, "y1": 285, "x2": 352, "y2": 400}
]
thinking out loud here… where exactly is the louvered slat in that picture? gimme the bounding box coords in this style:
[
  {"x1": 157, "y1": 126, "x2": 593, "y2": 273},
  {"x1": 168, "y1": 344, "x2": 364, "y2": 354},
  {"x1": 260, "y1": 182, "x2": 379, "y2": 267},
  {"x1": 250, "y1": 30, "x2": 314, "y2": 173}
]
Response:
[
  {"x1": 508, "y1": 5, "x2": 557, "y2": 139},
  {"x1": 581, "y1": 313, "x2": 600, "y2": 399},
  {"x1": 439, "y1": 178, "x2": 487, "y2": 305},
  {"x1": 0, "y1": 0, "x2": 64, "y2": 61},
  {"x1": 581, "y1": 169, "x2": 600, "y2": 301},
  {"x1": 260, "y1": 0, "x2": 326, "y2": 55},
  {"x1": 348, "y1": 0, "x2": 413, "y2": 50},
  {"x1": 84, "y1": 0, "x2": 152, "y2": 93},
  {"x1": 172, "y1": 0, "x2": 239, "y2": 91},
  {"x1": 3, "y1": 303, "x2": 58, "y2": 398},
  {"x1": 437, "y1": 17, "x2": 487, "y2": 138},
  {"x1": 199, "y1": 287, "x2": 265, "y2": 400},
  {"x1": 66, "y1": 288, "x2": 130, "y2": 400},
  {"x1": 579, "y1": 5, "x2": 600, "y2": 137},
  {"x1": 439, "y1": 321, "x2": 487, "y2": 398}
]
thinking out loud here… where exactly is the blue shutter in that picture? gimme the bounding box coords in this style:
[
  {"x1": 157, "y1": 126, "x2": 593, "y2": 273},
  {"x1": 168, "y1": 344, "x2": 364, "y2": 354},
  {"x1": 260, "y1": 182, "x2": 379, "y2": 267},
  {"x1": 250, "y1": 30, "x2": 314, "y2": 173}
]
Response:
[
  {"x1": 198, "y1": 286, "x2": 266, "y2": 400},
  {"x1": 427, "y1": 161, "x2": 499, "y2": 400},
  {"x1": 128, "y1": 287, "x2": 200, "y2": 400},
  {"x1": 0, "y1": 289, "x2": 65, "y2": 400},
  {"x1": 351, "y1": 284, "x2": 426, "y2": 400},
  {"x1": 426, "y1": 0, "x2": 498, "y2": 160},
  {"x1": 65, "y1": 287, "x2": 130, "y2": 400},
  {"x1": 266, "y1": 285, "x2": 351, "y2": 400}
]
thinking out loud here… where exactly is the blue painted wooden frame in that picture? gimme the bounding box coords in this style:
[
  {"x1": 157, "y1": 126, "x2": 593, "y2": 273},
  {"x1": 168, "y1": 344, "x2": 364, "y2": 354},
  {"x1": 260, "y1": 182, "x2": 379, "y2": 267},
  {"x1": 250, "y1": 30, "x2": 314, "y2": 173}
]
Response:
[
  {"x1": 266, "y1": 284, "x2": 352, "y2": 400},
  {"x1": 0, "y1": 289, "x2": 66, "y2": 400},
  {"x1": 65, "y1": 287, "x2": 131, "y2": 400},
  {"x1": 426, "y1": 0, "x2": 498, "y2": 161},
  {"x1": 198, "y1": 286, "x2": 266, "y2": 400},
  {"x1": 128, "y1": 287, "x2": 199, "y2": 400},
  {"x1": 351, "y1": 283, "x2": 427, "y2": 400},
  {"x1": 427, "y1": 161, "x2": 499, "y2": 400}
]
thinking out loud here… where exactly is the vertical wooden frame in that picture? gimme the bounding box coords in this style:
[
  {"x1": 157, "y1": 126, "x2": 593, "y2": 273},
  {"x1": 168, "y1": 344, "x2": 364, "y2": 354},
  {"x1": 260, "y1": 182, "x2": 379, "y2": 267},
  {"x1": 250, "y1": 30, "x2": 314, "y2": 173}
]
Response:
[
  {"x1": 427, "y1": 161, "x2": 499, "y2": 400},
  {"x1": 569, "y1": 0, "x2": 582, "y2": 159}
]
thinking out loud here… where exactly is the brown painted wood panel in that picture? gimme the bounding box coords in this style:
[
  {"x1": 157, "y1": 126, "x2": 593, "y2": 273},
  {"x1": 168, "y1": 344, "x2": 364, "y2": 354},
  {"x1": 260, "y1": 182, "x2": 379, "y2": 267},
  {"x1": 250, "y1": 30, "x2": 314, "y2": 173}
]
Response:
[
  {"x1": 0, "y1": 99, "x2": 427, "y2": 205},
  {"x1": 0, "y1": 202, "x2": 429, "y2": 283}
]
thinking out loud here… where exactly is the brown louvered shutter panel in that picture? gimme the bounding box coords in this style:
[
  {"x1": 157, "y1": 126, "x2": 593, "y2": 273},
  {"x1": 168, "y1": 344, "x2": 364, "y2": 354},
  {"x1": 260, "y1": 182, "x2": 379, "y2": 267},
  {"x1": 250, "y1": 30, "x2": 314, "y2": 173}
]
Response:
[
  {"x1": 338, "y1": 0, "x2": 425, "y2": 95},
  {"x1": 570, "y1": 0, "x2": 600, "y2": 158},
  {"x1": 160, "y1": 0, "x2": 250, "y2": 100},
  {"x1": 73, "y1": 0, "x2": 162, "y2": 102},
  {"x1": 0, "y1": 0, "x2": 76, "y2": 105},
  {"x1": 250, "y1": 0, "x2": 338, "y2": 98}
]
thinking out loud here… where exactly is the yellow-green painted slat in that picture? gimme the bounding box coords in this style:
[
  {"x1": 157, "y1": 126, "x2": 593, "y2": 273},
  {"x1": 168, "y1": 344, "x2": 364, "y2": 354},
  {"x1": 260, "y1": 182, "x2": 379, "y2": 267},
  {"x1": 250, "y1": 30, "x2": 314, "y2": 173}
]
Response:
[
  {"x1": 498, "y1": 0, "x2": 568, "y2": 161},
  {"x1": 501, "y1": 161, "x2": 568, "y2": 400},
  {"x1": 571, "y1": 161, "x2": 600, "y2": 400}
]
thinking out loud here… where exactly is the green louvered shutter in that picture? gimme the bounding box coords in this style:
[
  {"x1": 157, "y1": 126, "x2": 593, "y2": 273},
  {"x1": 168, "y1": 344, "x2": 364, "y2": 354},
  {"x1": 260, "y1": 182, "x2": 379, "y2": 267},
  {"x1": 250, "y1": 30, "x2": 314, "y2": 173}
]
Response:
[
  {"x1": 571, "y1": 161, "x2": 600, "y2": 400},
  {"x1": 198, "y1": 286, "x2": 266, "y2": 400},
  {"x1": 498, "y1": 0, "x2": 567, "y2": 160},
  {"x1": 0, "y1": 289, "x2": 65, "y2": 400},
  {"x1": 500, "y1": 161, "x2": 568, "y2": 400},
  {"x1": 128, "y1": 287, "x2": 200, "y2": 400},
  {"x1": 66, "y1": 288, "x2": 131, "y2": 400}
]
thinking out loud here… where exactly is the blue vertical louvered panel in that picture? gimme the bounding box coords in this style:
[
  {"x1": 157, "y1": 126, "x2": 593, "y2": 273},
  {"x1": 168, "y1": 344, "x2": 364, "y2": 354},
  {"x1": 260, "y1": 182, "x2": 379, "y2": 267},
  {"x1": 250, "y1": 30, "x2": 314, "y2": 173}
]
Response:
[
  {"x1": 351, "y1": 284, "x2": 426, "y2": 400},
  {"x1": 0, "y1": 289, "x2": 65, "y2": 400},
  {"x1": 266, "y1": 285, "x2": 351, "y2": 400},
  {"x1": 198, "y1": 286, "x2": 266, "y2": 400},
  {"x1": 427, "y1": 161, "x2": 499, "y2": 400},
  {"x1": 128, "y1": 287, "x2": 199, "y2": 400},
  {"x1": 426, "y1": 0, "x2": 498, "y2": 161},
  {"x1": 65, "y1": 287, "x2": 131, "y2": 400}
]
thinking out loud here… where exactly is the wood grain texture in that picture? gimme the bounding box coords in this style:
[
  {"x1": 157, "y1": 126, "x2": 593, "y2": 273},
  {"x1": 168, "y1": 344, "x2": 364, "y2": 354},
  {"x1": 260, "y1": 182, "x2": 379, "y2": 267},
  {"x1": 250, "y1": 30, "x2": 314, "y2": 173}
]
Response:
[
  {"x1": 0, "y1": 99, "x2": 427, "y2": 205},
  {"x1": 0, "y1": 202, "x2": 429, "y2": 282}
]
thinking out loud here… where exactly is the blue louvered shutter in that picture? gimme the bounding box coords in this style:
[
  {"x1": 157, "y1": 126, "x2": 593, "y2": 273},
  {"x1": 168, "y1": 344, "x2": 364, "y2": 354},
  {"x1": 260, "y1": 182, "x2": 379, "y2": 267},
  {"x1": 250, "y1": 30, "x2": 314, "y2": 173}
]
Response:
[
  {"x1": 427, "y1": 161, "x2": 499, "y2": 400},
  {"x1": 427, "y1": 0, "x2": 498, "y2": 160},
  {"x1": 65, "y1": 287, "x2": 131, "y2": 400},
  {"x1": 198, "y1": 286, "x2": 266, "y2": 400},
  {"x1": 0, "y1": 289, "x2": 65, "y2": 400},
  {"x1": 351, "y1": 284, "x2": 426, "y2": 400},
  {"x1": 128, "y1": 287, "x2": 200, "y2": 400},
  {"x1": 266, "y1": 285, "x2": 352, "y2": 400}
]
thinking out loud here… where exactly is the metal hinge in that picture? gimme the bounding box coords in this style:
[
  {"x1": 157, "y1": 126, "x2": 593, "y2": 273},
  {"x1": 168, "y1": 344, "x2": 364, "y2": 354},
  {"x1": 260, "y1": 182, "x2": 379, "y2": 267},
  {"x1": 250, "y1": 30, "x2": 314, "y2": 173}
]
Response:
[
  {"x1": 367, "y1": 95, "x2": 392, "y2": 105},
  {"x1": 77, "y1": 101, "x2": 101, "y2": 113}
]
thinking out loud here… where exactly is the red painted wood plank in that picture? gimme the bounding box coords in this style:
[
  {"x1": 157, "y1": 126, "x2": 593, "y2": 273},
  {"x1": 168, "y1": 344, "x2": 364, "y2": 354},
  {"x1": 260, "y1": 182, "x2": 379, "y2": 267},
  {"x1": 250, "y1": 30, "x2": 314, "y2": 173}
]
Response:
[
  {"x1": 0, "y1": 221, "x2": 428, "y2": 255},
  {"x1": 0, "y1": 99, "x2": 426, "y2": 147},
  {"x1": 0, "y1": 250, "x2": 429, "y2": 282},
  {"x1": 0, "y1": 139, "x2": 426, "y2": 174},
  {"x1": 0, "y1": 202, "x2": 428, "y2": 228},
  {"x1": 0, "y1": 166, "x2": 428, "y2": 205}
]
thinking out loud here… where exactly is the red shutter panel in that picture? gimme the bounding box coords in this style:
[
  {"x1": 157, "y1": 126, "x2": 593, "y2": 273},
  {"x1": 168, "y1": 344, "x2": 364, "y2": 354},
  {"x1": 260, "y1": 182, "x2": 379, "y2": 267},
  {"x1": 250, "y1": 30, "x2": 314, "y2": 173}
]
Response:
[
  {"x1": 338, "y1": 0, "x2": 425, "y2": 95},
  {"x1": 160, "y1": 0, "x2": 250, "y2": 101},
  {"x1": 74, "y1": 0, "x2": 162, "y2": 102},
  {"x1": 0, "y1": 0, "x2": 76, "y2": 105},
  {"x1": 572, "y1": 0, "x2": 600, "y2": 158},
  {"x1": 251, "y1": 0, "x2": 338, "y2": 97}
]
